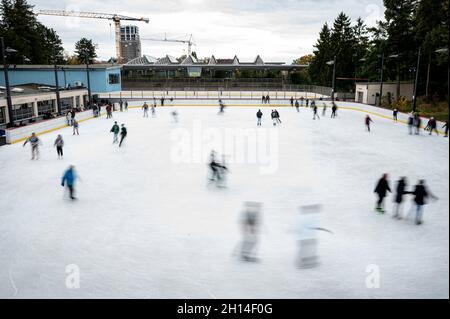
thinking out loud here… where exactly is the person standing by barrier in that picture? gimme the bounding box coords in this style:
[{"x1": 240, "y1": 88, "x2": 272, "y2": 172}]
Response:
[
  {"x1": 408, "y1": 113, "x2": 415, "y2": 135},
  {"x1": 295, "y1": 100, "x2": 300, "y2": 112},
  {"x1": 290, "y1": 96, "x2": 294, "y2": 107},
  {"x1": 443, "y1": 121, "x2": 449, "y2": 137},
  {"x1": 54, "y1": 134, "x2": 64, "y2": 159},
  {"x1": 142, "y1": 102, "x2": 149, "y2": 117},
  {"x1": 119, "y1": 100, "x2": 123, "y2": 112},
  {"x1": 393, "y1": 109, "x2": 398, "y2": 122},
  {"x1": 23, "y1": 132, "x2": 42, "y2": 160},
  {"x1": 415, "y1": 114, "x2": 422, "y2": 135}
]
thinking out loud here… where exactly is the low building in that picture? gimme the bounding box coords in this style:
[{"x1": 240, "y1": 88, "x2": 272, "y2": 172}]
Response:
[
  {"x1": 355, "y1": 82, "x2": 414, "y2": 105},
  {"x1": 0, "y1": 83, "x2": 88, "y2": 128},
  {"x1": 0, "y1": 64, "x2": 122, "y2": 94}
]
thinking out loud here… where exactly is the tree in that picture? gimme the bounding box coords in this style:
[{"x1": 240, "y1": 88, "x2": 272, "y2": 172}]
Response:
[
  {"x1": 308, "y1": 23, "x2": 333, "y2": 86},
  {"x1": 0, "y1": 0, "x2": 64, "y2": 64},
  {"x1": 74, "y1": 38, "x2": 97, "y2": 64}
]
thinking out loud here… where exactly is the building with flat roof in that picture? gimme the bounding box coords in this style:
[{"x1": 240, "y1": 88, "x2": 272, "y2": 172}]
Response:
[
  {"x1": 0, "y1": 83, "x2": 88, "y2": 128},
  {"x1": 121, "y1": 25, "x2": 142, "y2": 63},
  {"x1": 0, "y1": 64, "x2": 122, "y2": 94},
  {"x1": 355, "y1": 82, "x2": 414, "y2": 105}
]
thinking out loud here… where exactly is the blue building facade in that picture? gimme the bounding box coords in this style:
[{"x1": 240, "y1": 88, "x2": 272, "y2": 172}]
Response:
[{"x1": 0, "y1": 64, "x2": 122, "y2": 93}]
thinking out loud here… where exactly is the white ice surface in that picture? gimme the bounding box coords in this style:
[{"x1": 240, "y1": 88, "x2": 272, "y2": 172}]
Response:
[{"x1": 0, "y1": 102, "x2": 448, "y2": 298}]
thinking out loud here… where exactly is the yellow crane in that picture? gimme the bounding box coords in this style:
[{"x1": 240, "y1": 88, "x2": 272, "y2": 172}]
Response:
[{"x1": 38, "y1": 10, "x2": 149, "y2": 63}]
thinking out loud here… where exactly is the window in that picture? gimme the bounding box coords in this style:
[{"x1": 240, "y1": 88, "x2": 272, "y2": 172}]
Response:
[
  {"x1": 0, "y1": 107, "x2": 5, "y2": 124},
  {"x1": 108, "y1": 73, "x2": 120, "y2": 84},
  {"x1": 12, "y1": 103, "x2": 33, "y2": 121},
  {"x1": 60, "y1": 97, "x2": 74, "y2": 112},
  {"x1": 37, "y1": 100, "x2": 55, "y2": 115}
]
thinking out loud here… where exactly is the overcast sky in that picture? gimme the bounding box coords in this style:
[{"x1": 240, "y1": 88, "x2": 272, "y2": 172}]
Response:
[{"x1": 32, "y1": 0, "x2": 385, "y2": 63}]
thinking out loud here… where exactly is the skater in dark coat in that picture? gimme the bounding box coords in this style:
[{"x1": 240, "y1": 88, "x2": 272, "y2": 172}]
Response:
[
  {"x1": 428, "y1": 117, "x2": 438, "y2": 135},
  {"x1": 331, "y1": 102, "x2": 337, "y2": 118},
  {"x1": 410, "y1": 180, "x2": 438, "y2": 225},
  {"x1": 322, "y1": 103, "x2": 327, "y2": 116},
  {"x1": 110, "y1": 121, "x2": 120, "y2": 143},
  {"x1": 414, "y1": 114, "x2": 422, "y2": 135},
  {"x1": 393, "y1": 109, "x2": 398, "y2": 122},
  {"x1": 443, "y1": 121, "x2": 449, "y2": 137},
  {"x1": 262, "y1": 95, "x2": 266, "y2": 104},
  {"x1": 256, "y1": 109, "x2": 263, "y2": 126},
  {"x1": 393, "y1": 177, "x2": 410, "y2": 219},
  {"x1": 365, "y1": 115, "x2": 373, "y2": 132},
  {"x1": 290, "y1": 96, "x2": 294, "y2": 107},
  {"x1": 295, "y1": 100, "x2": 300, "y2": 112},
  {"x1": 313, "y1": 104, "x2": 320, "y2": 120},
  {"x1": 119, "y1": 124, "x2": 127, "y2": 147},
  {"x1": 374, "y1": 174, "x2": 391, "y2": 213},
  {"x1": 407, "y1": 113, "x2": 414, "y2": 135}
]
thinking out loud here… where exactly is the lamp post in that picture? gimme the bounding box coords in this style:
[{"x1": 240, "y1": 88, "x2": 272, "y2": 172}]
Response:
[
  {"x1": 53, "y1": 47, "x2": 62, "y2": 115},
  {"x1": 378, "y1": 52, "x2": 385, "y2": 107},
  {"x1": 326, "y1": 56, "x2": 336, "y2": 101},
  {"x1": 85, "y1": 53, "x2": 92, "y2": 107},
  {"x1": 412, "y1": 47, "x2": 421, "y2": 113},
  {"x1": 1, "y1": 36, "x2": 18, "y2": 128}
]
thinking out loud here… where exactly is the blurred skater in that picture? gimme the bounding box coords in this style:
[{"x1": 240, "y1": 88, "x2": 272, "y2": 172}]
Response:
[
  {"x1": 313, "y1": 103, "x2": 320, "y2": 120},
  {"x1": 393, "y1": 108, "x2": 398, "y2": 122},
  {"x1": 374, "y1": 174, "x2": 391, "y2": 213},
  {"x1": 274, "y1": 109, "x2": 282, "y2": 124},
  {"x1": 106, "y1": 104, "x2": 113, "y2": 119},
  {"x1": 409, "y1": 180, "x2": 438, "y2": 225},
  {"x1": 61, "y1": 165, "x2": 78, "y2": 200},
  {"x1": 151, "y1": 103, "x2": 156, "y2": 117},
  {"x1": 331, "y1": 102, "x2": 337, "y2": 118},
  {"x1": 393, "y1": 177, "x2": 410, "y2": 219},
  {"x1": 428, "y1": 117, "x2": 439, "y2": 135},
  {"x1": 54, "y1": 134, "x2": 64, "y2": 159},
  {"x1": 407, "y1": 112, "x2": 415, "y2": 135},
  {"x1": 414, "y1": 114, "x2": 422, "y2": 135},
  {"x1": 240, "y1": 202, "x2": 262, "y2": 262},
  {"x1": 23, "y1": 132, "x2": 42, "y2": 160},
  {"x1": 290, "y1": 96, "x2": 294, "y2": 107},
  {"x1": 322, "y1": 103, "x2": 327, "y2": 116},
  {"x1": 110, "y1": 121, "x2": 120, "y2": 143},
  {"x1": 365, "y1": 115, "x2": 373, "y2": 132},
  {"x1": 295, "y1": 100, "x2": 300, "y2": 112},
  {"x1": 171, "y1": 109, "x2": 179, "y2": 123},
  {"x1": 72, "y1": 120, "x2": 79, "y2": 135},
  {"x1": 142, "y1": 102, "x2": 149, "y2": 117},
  {"x1": 119, "y1": 124, "x2": 127, "y2": 147},
  {"x1": 218, "y1": 99, "x2": 226, "y2": 114},
  {"x1": 443, "y1": 121, "x2": 449, "y2": 137}
]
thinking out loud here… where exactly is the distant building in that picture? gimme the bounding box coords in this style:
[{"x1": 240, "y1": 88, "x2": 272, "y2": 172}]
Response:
[
  {"x1": 0, "y1": 64, "x2": 122, "y2": 94},
  {"x1": 355, "y1": 82, "x2": 414, "y2": 105},
  {"x1": 0, "y1": 83, "x2": 88, "y2": 128},
  {"x1": 121, "y1": 25, "x2": 142, "y2": 63}
]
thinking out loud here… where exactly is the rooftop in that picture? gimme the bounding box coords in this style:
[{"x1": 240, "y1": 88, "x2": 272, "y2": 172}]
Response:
[{"x1": 0, "y1": 83, "x2": 87, "y2": 97}]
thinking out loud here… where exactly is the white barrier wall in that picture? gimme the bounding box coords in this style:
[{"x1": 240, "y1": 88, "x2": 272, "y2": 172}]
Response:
[{"x1": 5, "y1": 109, "x2": 95, "y2": 144}]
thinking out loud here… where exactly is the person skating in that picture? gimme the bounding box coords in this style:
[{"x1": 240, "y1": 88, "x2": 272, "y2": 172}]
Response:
[
  {"x1": 66, "y1": 111, "x2": 72, "y2": 126},
  {"x1": 443, "y1": 121, "x2": 449, "y2": 137},
  {"x1": 322, "y1": 103, "x2": 327, "y2": 116},
  {"x1": 295, "y1": 100, "x2": 300, "y2": 112},
  {"x1": 415, "y1": 114, "x2": 422, "y2": 135},
  {"x1": 393, "y1": 177, "x2": 410, "y2": 219},
  {"x1": 262, "y1": 95, "x2": 266, "y2": 104},
  {"x1": 142, "y1": 102, "x2": 149, "y2": 117},
  {"x1": 313, "y1": 104, "x2": 320, "y2": 120},
  {"x1": 331, "y1": 102, "x2": 337, "y2": 118},
  {"x1": 275, "y1": 109, "x2": 282, "y2": 124},
  {"x1": 393, "y1": 108, "x2": 398, "y2": 122},
  {"x1": 106, "y1": 104, "x2": 113, "y2": 119},
  {"x1": 54, "y1": 134, "x2": 64, "y2": 159},
  {"x1": 290, "y1": 96, "x2": 294, "y2": 107},
  {"x1": 365, "y1": 115, "x2": 373, "y2": 132},
  {"x1": 409, "y1": 180, "x2": 438, "y2": 225},
  {"x1": 110, "y1": 121, "x2": 120, "y2": 143},
  {"x1": 240, "y1": 202, "x2": 262, "y2": 262},
  {"x1": 271, "y1": 110, "x2": 277, "y2": 126},
  {"x1": 119, "y1": 100, "x2": 123, "y2": 112},
  {"x1": 374, "y1": 174, "x2": 391, "y2": 213},
  {"x1": 119, "y1": 124, "x2": 127, "y2": 147},
  {"x1": 256, "y1": 109, "x2": 263, "y2": 126},
  {"x1": 161, "y1": 97, "x2": 165, "y2": 107},
  {"x1": 70, "y1": 109, "x2": 76, "y2": 125},
  {"x1": 61, "y1": 165, "x2": 78, "y2": 200},
  {"x1": 171, "y1": 109, "x2": 179, "y2": 123},
  {"x1": 73, "y1": 120, "x2": 79, "y2": 135},
  {"x1": 407, "y1": 112, "x2": 415, "y2": 135},
  {"x1": 23, "y1": 132, "x2": 42, "y2": 160},
  {"x1": 266, "y1": 94, "x2": 270, "y2": 104},
  {"x1": 306, "y1": 99, "x2": 309, "y2": 108},
  {"x1": 125, "y1": 101, "x2": 128, "y2": 111},
  {"x1": 428, "y1": 117, "x2": 438, "y2": 136},
  {"x1": 151, "y1": 103, "x2": 156, "y2": 117},
  {"x1": 218, "y1": 99, "x2": 225, "y2": 114}
]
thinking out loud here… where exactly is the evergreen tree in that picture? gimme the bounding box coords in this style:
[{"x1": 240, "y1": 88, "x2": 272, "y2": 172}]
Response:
[
  {"x1": 0, "y1": 0, "x2": 64, "y2": 64},
  {"x1": 309, "y1": 23, "x2": 333, "y2": 86},
  {"x1": 74, "y1": 38, "x2": 97, "y2": 64}
]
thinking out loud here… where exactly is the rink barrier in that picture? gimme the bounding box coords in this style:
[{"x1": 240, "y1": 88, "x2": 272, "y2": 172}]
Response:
[{"x1": 7, "y1": 110, "x2": 107, "y2": 144}]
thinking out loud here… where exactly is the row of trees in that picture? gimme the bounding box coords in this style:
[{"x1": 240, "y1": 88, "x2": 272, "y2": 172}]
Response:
[
  {"x1": 0, "y1": 0, "x2": 98, "y2": 64},
  {"x1": 296, "y1": 0, "x2": 449, "y2": 101}
]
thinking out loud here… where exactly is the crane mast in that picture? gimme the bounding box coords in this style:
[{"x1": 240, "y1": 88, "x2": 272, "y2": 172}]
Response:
[{"x1": 37, "y1": 10, "x2": 149, "y2": 63}]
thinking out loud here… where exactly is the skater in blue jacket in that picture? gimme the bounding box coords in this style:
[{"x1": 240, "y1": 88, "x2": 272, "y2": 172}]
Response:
[{"x1": 61, "y1": 165, "x2": 78, "y2": 200}]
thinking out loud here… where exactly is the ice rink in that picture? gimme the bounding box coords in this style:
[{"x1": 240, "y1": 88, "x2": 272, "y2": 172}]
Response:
[{"x1": 0, "y1": 102, "x2": 448, "y2": 298}]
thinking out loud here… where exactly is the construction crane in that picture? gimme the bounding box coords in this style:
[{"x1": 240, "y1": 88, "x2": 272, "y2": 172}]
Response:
[
  {"x1": 141, "y1": 34, "x2": 195, "y2": 55},
  {"x1": 38, "y1": 10, "x2": 149, "y2": 63}
]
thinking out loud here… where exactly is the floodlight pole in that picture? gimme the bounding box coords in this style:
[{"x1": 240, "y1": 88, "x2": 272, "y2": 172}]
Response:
[
  {"x1": 412, "y1": 47, "x2": 421, "y2": 113},
  {"x1": 1, "y1": 37, "x2": 14, "y2": 127}
]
